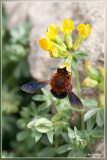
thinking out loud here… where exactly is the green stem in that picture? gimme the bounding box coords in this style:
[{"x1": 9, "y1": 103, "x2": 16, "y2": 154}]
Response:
[
  {"x1": 81, "y1": 109, "x2": 85, "y2": 130},
  {"x1": 74, "y1": 69, "x2": 82, "y2": 99},
  {"x1": 55, "y1": 134, "x2": 59, "y2": 150},
  {"x1": 74, "y1": 69, "x2": 85, "y2": 130}
]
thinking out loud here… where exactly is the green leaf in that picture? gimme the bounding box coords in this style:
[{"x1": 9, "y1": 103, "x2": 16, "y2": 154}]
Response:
[
  {"x1": 71, "y1": 57, "x2": 78, "y2": 70},
  {"x1": 54, "y1": 127, "x2": 63, "y2": 136},
  {"x1": 96, "y1": 109, "x2": 104, "y2": 127},
  {"x1": 76, "y1": 149, "x2": 85, "y2": 157},
  {"x1": 16, "y1": 130, "x2": 29, "y2": 141},
  {"x1": 81, "y1": 99, "x2": 98, "y2": 108},
  {"x1": 84, "y1": 108, "x2": 99, "y2": 121},
  {"x1": 57, "y1": 144, "x2": 73, "y2": 154},
  {"x1": 35, "y1": 131, "x2": 42, "y2": 142},
  {"x1": 41, "y1": 87, "x2": 52, "y2": 97},
  {"x1": 40, "y1": 135, "x2": 52, "y2": 146},
  {"x1": 38, "y1": 101, "x2": 51, "y2": 112},
  {"x1": 91, "y1": 126, "x2": 104, "y2": 138},
  {"x1": 83, "y1": 146, "x2": 91, "y2": 156},
  {"x1": 32, "y1": 95, "x2": 47, "y2": 101},
  {"x1": 87, "y1": 136, "x2": 95, "y2": 144},
  {"x1": 73, "y1": 51, "x2": 89, "y2": 59},
  {"x1": 67, "y1": 149, "x2": 85, "y2": 157},
  {"x1": 87, "y1": 117, "x2": 96, "y2": 131},
  {"x1": 68, "y1": 127, "x2": 75, "y2": 139},
  {"x1": 37, "y1": 147, "x2": 56, "y2": 157},
  {"x1": 61, "y1": 132, "x2": 71, "y2": 143},
  {"x1": 27, "y1": 120, "x2": 37, "y2": 128},
  {"x1": 35, "y1": 118, "x2": 53, "y2": 133},
  {"x1": 67, "y1": 149, "x2": 76, "y2": 157},
  {"x1": 47, "y1": 130, "x2": 53, "y2": 144},
  {"x1": 36, "y1": 126, "x2": 50, "y2": 133}
]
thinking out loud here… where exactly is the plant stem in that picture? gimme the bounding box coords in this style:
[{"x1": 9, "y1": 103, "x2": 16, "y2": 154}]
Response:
[
  {"x1": 81, "y1": 109, "x2": 85, "y2": 130},
  {"x1": 74, "y1": 69, "x2": 85, "y2": 130},
  {"x1": 55, "y1": 134, "x2": 59, "y2": 150},
  {"x1": 74, "y1": 69, "x2": 82, "y2": 99}
]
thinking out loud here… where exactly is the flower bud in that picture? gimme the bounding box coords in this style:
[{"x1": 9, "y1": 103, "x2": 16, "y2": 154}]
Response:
[
  {"x1": 98, "y1": 93, "x2": 104, "y2": 109},
  {"x1": 98, "y1": 66, "x2": 104, "y2": 82},
  {"x1": 53, "y1": 121, "x2": 68, "y2": 127},
  {"x1": 33, "y1": 118, "x2": 53, "y2": 133},
  {"x1": 82, "y1": 77, "x2": 98, "y2": 87},
  {"x1": 35, "y1": 118, "x2": 53, "y2": 128},
  {"x1": 75, "y1": 140, "x2": 80, "y2": 147},
  {"x1": 84, "y1": 61, "x2": 99, "y2": 80},
  {"x1": 98, "y1": 81, "x2": 104, "y2": 92},
  {"x1": 51, "y1": 112, "x2": 62, "y2": 122}
]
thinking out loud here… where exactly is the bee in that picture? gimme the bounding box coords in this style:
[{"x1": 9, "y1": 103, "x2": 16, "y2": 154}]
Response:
[{"x1": 21, "y1": 67, "x2": 83, "y2": 109}]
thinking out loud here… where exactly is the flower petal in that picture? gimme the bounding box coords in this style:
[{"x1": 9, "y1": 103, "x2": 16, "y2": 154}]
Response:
[
  {"x1": 61, "y1": 19, "x2": 74, "y2": 34},
  {"x1": 39, "y1": 37, "x2": 52, "y2": 51},
  {"x1": 77, "y1": 24, "x2": 92, "y2": 38},
  {"x1": 49, "y1": 47, "x2": 59, "y2": 58}
]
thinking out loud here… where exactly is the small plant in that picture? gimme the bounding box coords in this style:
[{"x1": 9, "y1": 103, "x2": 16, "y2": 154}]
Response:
[{"x1": 21, "y1": 19, "x2": 104, "y2": 157}]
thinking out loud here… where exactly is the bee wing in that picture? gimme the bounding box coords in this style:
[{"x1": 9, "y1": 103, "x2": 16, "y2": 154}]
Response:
[
  {"x1": 21, "y1": 80, "x2": 50, "y2": 93},
  {"x1": 65, "y1": 84, "x2": 83, "y2": 109}
]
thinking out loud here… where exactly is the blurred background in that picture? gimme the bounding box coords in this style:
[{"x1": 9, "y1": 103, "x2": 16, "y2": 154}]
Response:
[{"x1": 2, "y1": 1, "x2": 104, "y2": 157}]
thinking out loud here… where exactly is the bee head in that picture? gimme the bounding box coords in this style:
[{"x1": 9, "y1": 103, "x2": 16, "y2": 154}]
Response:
[{"x1": 57, "y1": 67, "x2": 69, "y2": 75}]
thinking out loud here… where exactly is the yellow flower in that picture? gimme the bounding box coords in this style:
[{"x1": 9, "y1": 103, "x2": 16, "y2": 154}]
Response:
[
  {"x1": 59, "y1": 63, "x2": 71, "y2": 73},
  {"x1": 98, "y1": 66, "x2": 104, "y2": 77},
  {"x1": 82, "y1": 77, "x2": 98, "y2": 87},
  {"x1": 99, "y1": 93, "x2": 104, "y2": 109},
  {"x1": 46, "y1": 24, "x2": 59, "y2": 41},
  {"x1": 77, "y1": 24, "x2": 92, "y2": 38},
  {"x1": 61, "y1": 19, "x2": 74, "y2": 34},
  {"x1": 49, "y1": 47, "x2": 59, "y2": 58},
  {"x1": 85, "y1": 61, "x2": 91, "y2": 69},
  {"x1": 84, "y1": 61, "x2": 99, "y2": 80},
  {"x1": 82, "y1": 77, "x2": 90, "y2": 87},
  {"x1": 39, "y1": 37, "x2": 52, "y2": 51}
]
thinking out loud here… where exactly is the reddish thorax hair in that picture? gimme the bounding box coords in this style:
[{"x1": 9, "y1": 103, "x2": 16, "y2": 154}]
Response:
[{"x1": 51, "y1": 72, "x2": 72, "y2": 93}]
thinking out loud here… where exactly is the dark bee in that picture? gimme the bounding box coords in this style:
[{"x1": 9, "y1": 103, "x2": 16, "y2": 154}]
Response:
[{"x1": 21, "y1": 67, "x2": 83, "y2": 109}]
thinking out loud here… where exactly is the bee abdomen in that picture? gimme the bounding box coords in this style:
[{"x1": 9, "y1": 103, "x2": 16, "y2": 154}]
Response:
[{"x1": 50, "y1": 89, "x2": 67, "y2": 99}]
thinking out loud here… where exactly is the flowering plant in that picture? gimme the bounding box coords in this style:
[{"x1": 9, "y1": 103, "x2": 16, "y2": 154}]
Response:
[{"x1": 22, "y1": 19, "x2": 104, "y2": 157}]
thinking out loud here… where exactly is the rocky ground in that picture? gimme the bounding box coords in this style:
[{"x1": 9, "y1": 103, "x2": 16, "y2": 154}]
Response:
[{"x1": 3, "y1": 1, "x2": 104, "y2": 157}]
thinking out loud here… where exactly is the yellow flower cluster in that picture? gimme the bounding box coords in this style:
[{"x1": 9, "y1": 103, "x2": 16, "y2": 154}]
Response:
[
  {"x1": 39, "y1": 19, "x2": 92, "y2": 72},
  {"x1": 39, "y1": 19, "x2": 92, "y2": 58}
]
